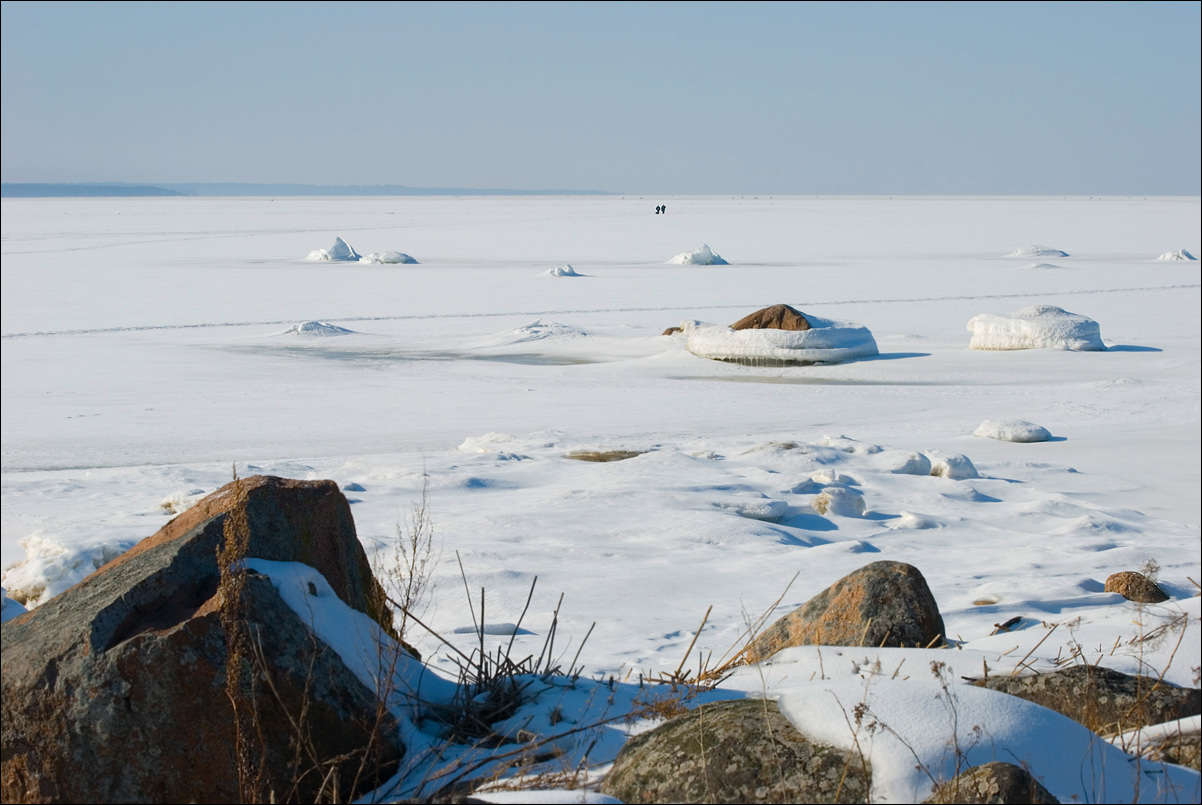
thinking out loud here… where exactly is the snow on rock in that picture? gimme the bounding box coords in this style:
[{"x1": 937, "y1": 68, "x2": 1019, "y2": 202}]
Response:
[
  {"x1": 305, "y1": 236, "x2": 361, "y2": 262},
  {"x1": 974, "y1": 419, "x2": 1053, "y2": 442},
  {"x1": 668, "y1": 244, "x2": 729, "y2": 265},
  {"x1": 869, "y1": 449, "x2": 932, "y2": 476},
  {"x1": 926, "y1": 451, "x2": 980, "y2": 480},
  {"x1": 687, "y1": 314, "x2": 879, "y2": 365},
  {"x1": 811, "y1": 486, "x2": 866, "y2": 517},
  {"x1": 281, "y1": 320, "x2": 355, "y2": 337},
  {"x1": 1158, "y1": 249, "x2": 1197, "y2": 261},
  {"x1": 967, "y1": 304, "x2": 1105, "y2": 351},
  {"x1": 362, "y1": 250, "x2": 417, "y2": 264},
  {"x1": 1007, "y1": 244, "x2": 1069, "y2": 258},
  {"x1": 0, "y1": 534, "x2": 132, "y2": 608},
  {"x1": 543, "y1": 264, "x2": 584, "y2": 277},
  {"x1": 158, "y1": 488, "x2": 207, "y2": 515}
]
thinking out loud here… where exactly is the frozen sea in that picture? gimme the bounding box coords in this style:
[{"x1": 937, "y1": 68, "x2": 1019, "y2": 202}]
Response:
[{"x1": 2, "y1": 195, "x2": 1200, "y2": 801}]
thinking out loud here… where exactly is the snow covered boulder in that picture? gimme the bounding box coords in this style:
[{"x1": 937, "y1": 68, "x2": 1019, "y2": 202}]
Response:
[
  {"x1": 1008, "y1": 245, "x2": 1069, "y2": 258},
  {"x1": 305, "y1": 236, "x2": 361, "y2": 261},
  {"x1": 0, "y1": 476, "x2": 408, "y2": 805},
  {"x1": 967, "y1": 304, "x2": 1105, "y2": 351},
  {"x1": 362, "y1": 250, "x2": 417, "y2": 264},
  {"x1": 743, "y1": 561, "x2": 945, "y2": 663},
  {"x1": 1104, "y1": 570, "x2": 1169, "y2": 603},
  {"x1": 601, "y1": 698, "x2": 870, "y2": 805},
  {"x1": 974, "y1": 419, "x2": 1052, "y2": 443},
  {"x1": 1157, "y1": 249, "x2": 1196, "y2": 261},
  {"x1": 543, "y1": 264, "x2": 583, "y2": 277},
  {"x1": 811, "y1": 486, "x2": 867, "y2": 517},
  {"x1": 927, "y1": 451, "x2": 980, "y2": 480},
  {"x1": 687, "y1": 312, "x2": 879, "y2": 366},
  {"x1": 731, "y1": 303, "x2": 811, "y2": 331},
  {"x1": 668, "y1": 243, "x2": 728, "y2": 265}
]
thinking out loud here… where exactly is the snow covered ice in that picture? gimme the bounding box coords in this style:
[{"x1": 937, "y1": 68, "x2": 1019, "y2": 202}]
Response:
[
  {"x1": 967, "y1": 304, "x2": 1106, "y2": 351},
  {"x1": 2, "y1": 194, "x2": 1199, "y2": 802}
]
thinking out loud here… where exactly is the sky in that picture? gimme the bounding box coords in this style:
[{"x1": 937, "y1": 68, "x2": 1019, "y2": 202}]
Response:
[{"x1": 2, "y1": 1, "x2": 1199, "y2": 194}]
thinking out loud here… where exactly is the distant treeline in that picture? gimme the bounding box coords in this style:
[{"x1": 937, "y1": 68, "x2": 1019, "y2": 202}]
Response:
[{"x1": 3, "y1": 182, "x2": 612, "y2": 198}]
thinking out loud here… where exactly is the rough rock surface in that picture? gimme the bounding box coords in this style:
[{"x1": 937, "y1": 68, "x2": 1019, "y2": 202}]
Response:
[
  {"x1": 976, "y1": 665, "x2": 1201, "y2": 735},
  {"x1": 600, "y1": 698, "x2": 870, "y2": 804},
  {"x1": 923, "y1": 761, "x2": 1059, "y2": 804},
  {"x1": 1, "y1": 476, "x2": 406, "y2": 804},
  {"x1": 731, "y1": 304, "x2": 812, "y2": 331},
  {"x1": 1104, "y1": 570, "x2": 1170, "y2": 603},
  {"x1": 1149, "y1": 732, "x2": 1202, "y2": 771},
  {"x1": 744, "y1": 561, "x2": 945, "y2": 663}
]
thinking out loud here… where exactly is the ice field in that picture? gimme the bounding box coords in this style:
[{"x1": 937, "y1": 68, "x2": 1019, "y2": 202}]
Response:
[{"x1": 2, "y1": 195, "x2": 1200, "y2": 800}]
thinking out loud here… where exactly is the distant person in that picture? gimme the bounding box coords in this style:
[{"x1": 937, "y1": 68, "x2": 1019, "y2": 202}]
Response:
[
  {"x1": 655, "y1": 205, "x2": 661, "y2": 214},
  {"x1": 662, "y1": 204, "x2": 667, "y2": 214}
]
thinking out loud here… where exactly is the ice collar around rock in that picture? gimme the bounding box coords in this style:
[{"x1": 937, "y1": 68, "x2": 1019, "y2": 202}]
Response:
[
  {"x1": 967, "y1": 304, "x2": 1104, "y2": 351},
  {"x1": 685, "y1": 312, "x2": 878, "y2": 366}
]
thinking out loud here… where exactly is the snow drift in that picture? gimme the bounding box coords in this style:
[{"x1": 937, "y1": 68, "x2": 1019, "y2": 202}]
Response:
[
  {"x1": 974, "y1": 419, "x2": 1052, "y2": 442},
  {"x1": 543, "y1": 264, "x2": 583, "y2": 277},
  {"x1": 280, "y1": 321, "x2": 354, "y2": 337},
  {"x1": 685, "y1": 315, "x2": 879, "y2": 365},
  {"x1": 668, "y1": 244, "x2": 728, "y2": 265},
  {"x1": 362, "y1": 250, "x2": 417, "y2": 264},
  {"x1": 1007, "y1": 245, "x2": 1069, "y2": 258},
  {"x1": 967, "y1": 304, "x2": 1104, "y2": 351}
]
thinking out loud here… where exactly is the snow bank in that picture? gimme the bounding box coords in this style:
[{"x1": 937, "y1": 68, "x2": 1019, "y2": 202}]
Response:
[
  {"x1": 686, "y1": 314, "x2": 879, "y2": 365},
  {"x1": 668, "y1": 244, "x2": 728, "y2": 265},
  {"x1": 967, "y1": 304, "x2": 1104, "y2": 351},
  {"x1": 1, "y1": 534, "x2": 132, "y2": 608},
  {"x1": 543, "y1": 264, "x2": 583, "y2": 277},
  {"x1": 1007, "y1": 244, "x2": 1068, "y2": 258},
  {"x1": 362, "y1": 250, "x2": 417, "y2": 264},
  {"x1": 280, "y1": 320, "x2": 355, "y2": 337},
  {"x1": 306, "y1": 236, "x2": 362, "y2": 262},
  {"x1": 1158, "y1": 249, "x2": 1197, "y2": 261},
  {"x1": 973, "y1": 419, "x2": 1052, "y2": 442}
]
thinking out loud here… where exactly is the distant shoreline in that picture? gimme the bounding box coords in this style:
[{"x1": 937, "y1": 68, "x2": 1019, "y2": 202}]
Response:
[{"x1": 1, "y1": 182, "x2": 613, "y2": 198}]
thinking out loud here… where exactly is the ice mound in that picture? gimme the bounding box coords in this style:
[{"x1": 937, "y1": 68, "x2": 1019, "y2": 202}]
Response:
[
  {"x1": 1, "y1": 534, "x2": 133, "y2": 608},
  {"x1": 281, "y1": 320, "x2": 355, "y2": 337},
  {"x1": 715, "y1": 496, "x2": 789, "y2": 521},
  {"x1": 362, "y1": 250, "x2": 417, "y2": 264},
  {"x1": 687, "y1": 315, "x2": 879, "y2": 365},
  {"x1": 927, "y1": 451, "x2": 980, "y2": 480},
  {"x1": 668, "y1": 244, "x2": 729, "y2": 265},
  {"x1": 543, "y1": 264, "x2": 583, "y2": 277},
  {"x1": 974, "y1": 419, "x2": 1052, "y2": 443},
  {"x1": 485, "y1": 319, "x2": 587, "y2": 346},
  {"x1": 305, "y1": 236, "x2": 362, "y2": 262},
  {"x1": 1157, "y1": 249, "x2": 1196, "y2": 261},
  {"x1": 967, "y1": 304, "x2": 1104, "y2": 351},
  {"x1": 811, "y1": 486, "x2": 866, "y2": 517},
  {"x1": 1007, "y1": 245, "x2": 1069, "y2": 258}
]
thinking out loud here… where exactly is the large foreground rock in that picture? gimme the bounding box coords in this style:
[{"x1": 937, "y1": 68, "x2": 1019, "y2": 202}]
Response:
[
  {"x1": 923, "y1": 761, "x2": 1059, "y2": 804},
  {"x1": 600, "y1": 698, "x2": 870, "y2": 803},
  {"x1": 731, "y1": 304, "x2": 812, "y2": 331},
  {"x1": 744, "y1": 561, "x2": 945, "y2": 663},
  {"x1": 1, "y1": 476, "x2": 406, "y2": 804},
  {"x1": 1104, "y1": 570, "x2": 1169, "y2": 603},
  {"x1": 976, "y1": 665, "x2": 1201, "y2": 735}
]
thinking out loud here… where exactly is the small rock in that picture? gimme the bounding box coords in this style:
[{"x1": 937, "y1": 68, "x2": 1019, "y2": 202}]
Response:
[
  {"x1": 730, "y1": 304, "x2": 812, "y2": 332},
  {"x1": 1149, "y1": 732, "x2": 1201, "y2": 771},
  {"x1": 600, "y1": 698, "x2": 870, "y2": 804},
  {"x1": 1104, "y1": 571, "x2": 1169, "y2": 603},
  {"x1": 976, "y1": 665, "x2": 1201, "y2": 735},
  {"x1": 743, "y1": 561, "x2": 945, "y2": 663},
  {"x1": 924, "y1": 761, "x2": 1059, "y2": 804}
]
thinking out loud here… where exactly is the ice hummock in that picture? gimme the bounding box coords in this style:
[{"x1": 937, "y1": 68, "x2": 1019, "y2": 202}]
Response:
[
  {"x1": 280, "y1": 320, "x2": 355, "y2": 337},
  {"x1": 306, "y1": 236, "x2": 362, "y2": 262},
  {"x1": 668, "y1": 244, "x2": 728, "y2": 265},
  {"x1": 1007, "y1": 245, "x2": 1069, "y2": 258},
  {"x1": 973, "y1": 419, "x2": 1053, "y2": 442},
  {"x1": 543, "y1": 264, "x2": 583, "y2": 277},
  {"x1": 362, "y1": 250, "x2": 417, "y2": 264},
  {"x1": 967, "y1": 304, "x2": 1104, "y2": 351},
  {"x1": 685, "y1": 315, "x2": 879, "y2": 365},
  {"x1": 1158, "y1": 249, "x2": 1197, "y2": 261}
]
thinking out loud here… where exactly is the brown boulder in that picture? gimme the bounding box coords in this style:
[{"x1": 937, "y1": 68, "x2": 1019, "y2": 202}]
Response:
[
  {"x1": 1104, "y1": 571, "x2": 1169, "y2": 603},
  {"x1": 1, "y1": 476, "x2": 406, "y2": 804},
  {"x1": 600, "y1": 698, "x2": 870, "y2": 803},
  {"x1": 743, "y1": 561, "x2": 945, "y2": 664},
  {"x1": 976, "y1": 665, "x2": 1201, "y2": 735},
  {"x1": 662, "y1": 326, "x2": 684, "y2": 336},
  {"x1": 731, "y1": 304, "x2": 812, "y2": 331},
  {"x1": 924, "y1": 761, "x2": 1059, "y2": 804}
]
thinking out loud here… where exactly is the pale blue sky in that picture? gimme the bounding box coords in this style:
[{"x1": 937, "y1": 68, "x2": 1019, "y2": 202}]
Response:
[{"x1": 2, "y1": 1, "x2": 1199, "y2": 193}]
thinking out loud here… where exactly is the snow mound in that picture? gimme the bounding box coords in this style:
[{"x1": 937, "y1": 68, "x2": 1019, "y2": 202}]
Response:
[
  {"x1": 544, "y1": 264, "x2": 584, "y2": 277},
  {"x1": 926, "y1": 451, "x2": 980, "y2": 479},
  {"x1": 1017, "y1": 262, "x2": 1064, "y2": 270},
  {"x1": 1, "y1": 534, "x2": 132, "y2": 608},
  {"x1": 974, "y1": 419, "x2": 1052, "y2": 442},
  {"x1": 811, "y1": 486, "x2": 866, "y2": 517},
  {"x1": 159, "y1": 488, "x2": 207, "y2": 515},
  {"x1": 1007, "y1": 245, "x2": 1068, "y2": 258},
  {"x1": 281, "y1": 320, "x2": 355, "y2": 337},
  {"x1": 1158, "y1": 249, "x2": 1197, "y2": 261},
  {"x1": 668, "y1": 244, "x2": 729, "y2": 265},
  {"x1": 686, "y1": 315, "x2": 878, "y2": 365},
  {"x1": 869, "y1": 449, "x2": 932, "y2": 476},
  {"x1": 362, "y1": 250, "x2": 417, "y2": 264},
  {"x1": 967, "y1": 304, "x2": 1104, "y2": 351},
  {"x1": 888, "y1": 511, "x2": 941, "y2": 529},
  {"x1": 305, "y1": 236, "x2": 361, "y2": 262},
  {"x1": 484, "y1": 319, "x2": 587, "y2": 346},
  {"x1": 715, "y1": 496, "x2": 789, "y2": 521}
]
